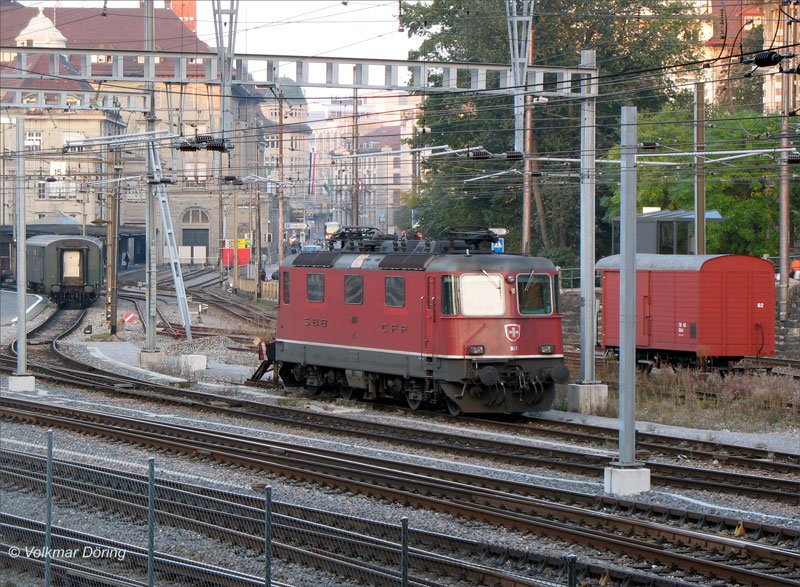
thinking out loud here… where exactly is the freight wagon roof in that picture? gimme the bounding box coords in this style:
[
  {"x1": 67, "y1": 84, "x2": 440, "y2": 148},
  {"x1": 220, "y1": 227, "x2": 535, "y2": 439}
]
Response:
[
  {"x1": 285, "y1": 251, "x2": 556, "y2": 273},
  {"x1": 595, "y1": 253, "x2": 771, "y2": 271}
]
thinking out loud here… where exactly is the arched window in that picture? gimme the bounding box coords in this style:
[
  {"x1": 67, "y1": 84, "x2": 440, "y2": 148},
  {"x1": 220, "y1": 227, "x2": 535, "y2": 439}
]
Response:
[{"x1": 182, "y1": 208, "x2": 209, "y2": 224}]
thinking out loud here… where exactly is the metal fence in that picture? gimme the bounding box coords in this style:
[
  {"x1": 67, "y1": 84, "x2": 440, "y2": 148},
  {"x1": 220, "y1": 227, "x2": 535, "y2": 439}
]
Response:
[
  {"x1": 2, "y1": 431, "x2": 586, "y2": 586},
  {"x1": 0, "y1": 431, "x2": 421, "y2": 587}
]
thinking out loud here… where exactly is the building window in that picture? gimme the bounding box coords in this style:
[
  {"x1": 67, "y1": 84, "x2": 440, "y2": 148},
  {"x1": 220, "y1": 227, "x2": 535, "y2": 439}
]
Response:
[
  {"x1": 393, "y1": 173, "x2": 401, "y2": 185},
  {"x1": 182, "y1": 208, "x2": 209, "y2": 224},
  {"x1": 25, "y1": 132, "x2": 42, "y2": 152},
  {"x1": 37, "y1": 181, "x2": 46, "y2": 199}
]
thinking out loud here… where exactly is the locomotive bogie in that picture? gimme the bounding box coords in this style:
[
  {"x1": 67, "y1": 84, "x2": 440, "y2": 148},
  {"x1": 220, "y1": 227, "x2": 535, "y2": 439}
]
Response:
[{"x1": 273, "y1": 229, "x2": 569, "y2": 415}]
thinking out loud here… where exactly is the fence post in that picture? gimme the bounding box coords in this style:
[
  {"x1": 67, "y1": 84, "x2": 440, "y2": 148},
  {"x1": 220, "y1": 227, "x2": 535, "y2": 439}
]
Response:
[
  {"x1": 265, "y1": 486, "x2": 272, "y2": 586},
  {"x1": 400, "y1": 516, "x2": 409, "y2": 587},
  {"x1": 147, "y1": 457, "x2": 155, "y2": 587},
  {"x1": 564, "y1": 553, "x2": 577, "y2": 586},
  {"x1": 44, "y1": 429, "x2": 54, "y2": 587}
]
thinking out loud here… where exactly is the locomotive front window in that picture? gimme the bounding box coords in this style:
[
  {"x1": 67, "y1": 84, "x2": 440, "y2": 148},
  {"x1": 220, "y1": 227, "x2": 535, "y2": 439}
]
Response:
[
  {"x1": 517, "y1": 274, "x2": 552, "y2": 315},
  {"x1": 385, "y1": 276, "x2": 405, "y2": 307},
  {"x1": 441, "y1": 275, "x2": 459, "y2": 315},
  {"x1": 460, "y1": 273, "x2": 504, "y2": 316},
  {"x1": 307, "y1": 273, "x2": 324, "y2": 302},
  {"x1": 345, "y1": 274, "x2": 363, "y2": 304}
]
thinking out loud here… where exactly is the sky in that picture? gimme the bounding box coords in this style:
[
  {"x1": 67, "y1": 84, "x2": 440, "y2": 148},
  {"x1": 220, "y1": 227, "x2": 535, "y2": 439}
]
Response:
[
  {"x1": 20, "y1": 1, "x2": 421, "y2": 60},
  {"x1": 20, "y1": 1, "x2": 423, "y2": 99}
]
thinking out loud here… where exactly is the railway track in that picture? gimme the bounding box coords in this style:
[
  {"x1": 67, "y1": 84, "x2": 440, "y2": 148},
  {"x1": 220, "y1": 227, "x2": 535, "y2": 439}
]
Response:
[
  {"x1": 2, "y1": 451, "x2": 557, "y2": 587},
  {"x1": 2, "y1": 398, "x2": 798, "y2": 587},
  {"x1": 3, "y1": 311, "x2": 797, "y2": 506}
]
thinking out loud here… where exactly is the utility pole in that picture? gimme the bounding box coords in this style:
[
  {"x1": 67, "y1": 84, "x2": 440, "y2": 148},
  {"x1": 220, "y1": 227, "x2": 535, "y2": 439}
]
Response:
[
  {"x1": 351, "y1": 76, "x2": 359, "y2": 226},
  {"x1": 106, "y1": 147, "x2": 121, "y2": 334},
  {"x1": 694, "y1": 81, "x2": 706, "y2": 255},
  {"x1": 277, "y1": 88, "x2": 286, "y2": 260},
  {"x1": 9, "y1": 117, "x2": 35, "y2": 392},
  {"x1": 143, "y1": 0, "x2": 159, "y2": 356},
  {"x1": 232, "y1": 184, "x2": 239, "y2": 290},
  {"x1": 778, "y1": 5, "x2": 793, "y2": 321}
]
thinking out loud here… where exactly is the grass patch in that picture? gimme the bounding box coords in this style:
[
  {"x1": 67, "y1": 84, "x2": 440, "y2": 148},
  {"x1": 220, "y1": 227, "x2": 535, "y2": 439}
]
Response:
[{"x1": 583, "y1": 368, "x2": 800, "y2": 433}]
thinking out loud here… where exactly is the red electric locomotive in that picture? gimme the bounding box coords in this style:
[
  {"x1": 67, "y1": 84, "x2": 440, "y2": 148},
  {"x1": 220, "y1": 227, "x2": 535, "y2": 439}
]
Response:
[{"x1": 271, "y1": 227, "x2": 569, "y2": 415}]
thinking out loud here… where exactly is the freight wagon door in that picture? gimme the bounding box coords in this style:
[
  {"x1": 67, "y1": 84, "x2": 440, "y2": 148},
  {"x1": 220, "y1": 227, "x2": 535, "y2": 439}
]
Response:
[
  {"x1": 61, "y1": 249, "x2": 83, "y2": 286},
  {"x1": 424, "y1": 276, "x2": 435, "y2": 354},
  {"x1": 637, "y1": 271, "x2": 651, "y2": 347},
  {"x1": 723, "y1": 271, "x2": 751, "y2": 357}
]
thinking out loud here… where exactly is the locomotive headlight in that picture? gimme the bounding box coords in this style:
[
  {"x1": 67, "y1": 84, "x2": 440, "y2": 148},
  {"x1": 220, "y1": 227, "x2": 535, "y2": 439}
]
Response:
[
  {"x1": 540, "y1": 344, "x2": 555, "y2": 354},
  {"x1": 466, "y1": 345, "x2": 485, "y2": 356}
]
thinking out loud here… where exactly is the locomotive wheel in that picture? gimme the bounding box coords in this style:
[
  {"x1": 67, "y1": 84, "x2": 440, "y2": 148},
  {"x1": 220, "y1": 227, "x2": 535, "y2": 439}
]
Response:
[
  {"x1": 405, "y1": 392, "x2": 422, "y2": 410},
  {"x1": 445, "y1": 397, "x2": 463, "y2": 416},
  {"x1": 340, "y1": 387, "x2": 362, "y2": 401}
]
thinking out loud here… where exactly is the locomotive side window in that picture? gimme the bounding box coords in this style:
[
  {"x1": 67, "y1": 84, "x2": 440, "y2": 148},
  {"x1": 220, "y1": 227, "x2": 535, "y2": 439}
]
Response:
[
  {"x1": 307, "y1": 273, "x2": 324, "y2": 302},
  {"x1": 345, "y1": 274, "x2": 363, "y2": 304},
  {"x1": 441, "y1": 275, "x2": 459, "y2": 315},
  {"x1": 282, "y1": 272, "x2": 291, "y2": 304},
  {"x1": 517, "y1": 274, "x2": 553, "y2": 315},
  {"x1": 460, "y1": 274, "x2": 504, "y2": 316},
  {"x1": 385, "y1": 276, "x2": 405, "y2": 307}
]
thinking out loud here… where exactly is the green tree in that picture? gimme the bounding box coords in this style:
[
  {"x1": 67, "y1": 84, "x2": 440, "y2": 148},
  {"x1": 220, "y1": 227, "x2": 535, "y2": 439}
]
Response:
[
  {"x1": 401, "y1": 0, "x2": 702, "y2": 257},
  {"x1": 602, "y1": 103, "x2": 798, "y2": 256}
]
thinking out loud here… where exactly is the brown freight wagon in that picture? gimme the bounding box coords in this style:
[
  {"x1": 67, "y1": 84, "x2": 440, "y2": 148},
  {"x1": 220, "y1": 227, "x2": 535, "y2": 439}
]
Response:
[{"x1": 596, "y1": 254, "x2": 775, "y2": 368}]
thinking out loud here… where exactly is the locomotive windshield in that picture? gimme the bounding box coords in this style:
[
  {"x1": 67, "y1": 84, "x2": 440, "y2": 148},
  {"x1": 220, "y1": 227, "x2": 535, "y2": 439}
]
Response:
[
  {"x1": 517, "y1": 274, "x2": 553, "y2": 315},
  {"x1": 460, "y1": 273, "x2": 505, "y2": 316}
]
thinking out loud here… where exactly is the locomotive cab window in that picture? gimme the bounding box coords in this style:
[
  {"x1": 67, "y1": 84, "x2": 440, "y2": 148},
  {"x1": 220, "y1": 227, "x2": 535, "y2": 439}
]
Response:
[
  {"x1": 307, "y1": 273, "x2": 324, "y2": 302},
  {"x1": 385, "y1": 276, "x2": 405, "y2": 308},
  {"x1": 345, "y1": 274, "x2": 363, "y2": 304},
  {"x1": 441, "y1": 275, "x2": 459, "y2": 315},
  {"x1": 517, "y1": 274, "x2": 553, "y2": 315},
  {"x1": 282, "y1": 272, "x2": 290, "y2": 304},
  {"x1": 460, "y1": 273, "x2": 504, "y2": 316}
]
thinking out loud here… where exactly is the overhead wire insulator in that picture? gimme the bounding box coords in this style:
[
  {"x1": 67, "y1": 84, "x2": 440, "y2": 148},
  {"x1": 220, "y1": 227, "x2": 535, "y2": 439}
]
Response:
[
  {"x1": 467, "y1": 148, "x2": 491, "y2": 160},
  {"x1": 503, "y1": 151, "x2": 524, "y2": 160},
  {"x1": 753, "y1": 51, "x2": 782, "y2": 67}
]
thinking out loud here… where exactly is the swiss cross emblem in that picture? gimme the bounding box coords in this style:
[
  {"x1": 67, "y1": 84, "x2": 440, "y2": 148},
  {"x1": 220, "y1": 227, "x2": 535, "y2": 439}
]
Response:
[{"x1": 504, "y1": 323, "x2": 521, "y2": 342}]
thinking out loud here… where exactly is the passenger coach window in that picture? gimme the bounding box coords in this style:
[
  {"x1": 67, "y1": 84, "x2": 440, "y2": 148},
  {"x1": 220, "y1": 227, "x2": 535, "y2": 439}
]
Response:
[
  {"x1": 441, "y1": 275, "x2": 458, "y2": 315},
  {"x1": 517, "y1": 274, "x2": 553, "y2": 315},
  {"x1": 385, "y1": 276, "x2": 405, "y2": 307},
  {"x1": 282, "y1": 272, "x2": 290, "y2": 304},
  {"x1": 345, "y1": 274, "x2": 363, "y2": 304},
  {"x1": 307, "y1": 273, "x2": 324, "y2": 302}
]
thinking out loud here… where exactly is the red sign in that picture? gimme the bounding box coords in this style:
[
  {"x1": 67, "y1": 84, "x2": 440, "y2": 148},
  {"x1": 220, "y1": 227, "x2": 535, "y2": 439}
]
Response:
[
  {"x1": 123, "y1": 312, "x2": 136, "y2": 324},
  {"x1": 221, "y1": 247, "x2": 251, "y2": 267}
]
